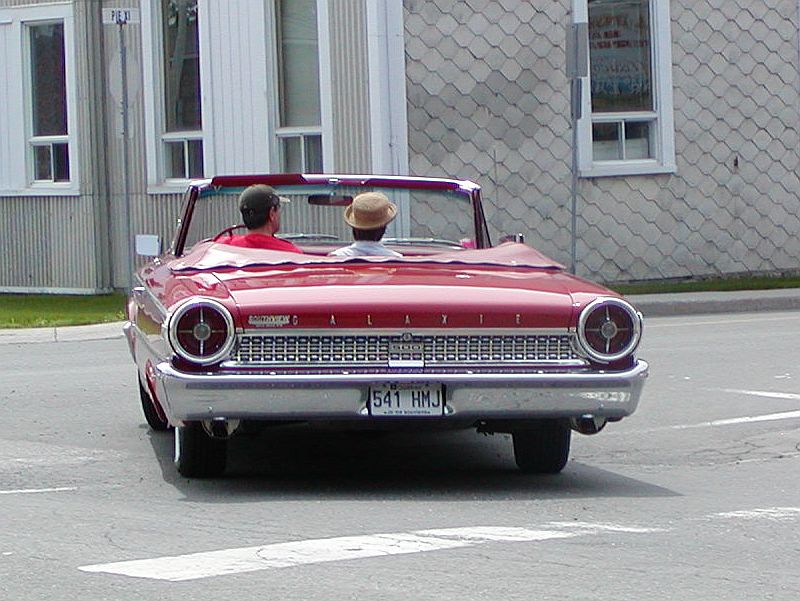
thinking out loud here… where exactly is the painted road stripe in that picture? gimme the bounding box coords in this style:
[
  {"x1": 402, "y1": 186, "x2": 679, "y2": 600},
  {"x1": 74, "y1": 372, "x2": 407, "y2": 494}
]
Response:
[
  {"x1": 631, "y1": 410, "x2": 800, "y2": 435},
  {"x1": 714, "y1": 507, "x2": 800, "y2": 520},
  {"x1": 722, "y1": 389, "x2": 800, "y2": 401},
  {"x1": 548, "y1": 522, "x2": 666, "y2": 534},
  {"x1": 670, "y1": 410, "x2": 800, "y2": 429},
  {"x1": 79, "y1": 524, "x2": 661, "y2": 582},
  {"x1": 0, "y1": 487, "x2": 76, "y2": 496}
]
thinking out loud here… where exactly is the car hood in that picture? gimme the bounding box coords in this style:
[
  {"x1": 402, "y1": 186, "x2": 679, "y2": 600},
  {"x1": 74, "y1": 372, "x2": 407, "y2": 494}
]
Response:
[{"x1": 169, "y1": 242, "x2": 619, "y2": 330}]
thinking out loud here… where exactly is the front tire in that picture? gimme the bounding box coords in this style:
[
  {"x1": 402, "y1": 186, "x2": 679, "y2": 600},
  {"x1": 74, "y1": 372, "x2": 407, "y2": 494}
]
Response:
[
  {"x1": 512, "y1": 420, "x2": 571, "y2": 474},
  {"x1": 174, "y1": 422, "x2": 228, "y2": 478}
]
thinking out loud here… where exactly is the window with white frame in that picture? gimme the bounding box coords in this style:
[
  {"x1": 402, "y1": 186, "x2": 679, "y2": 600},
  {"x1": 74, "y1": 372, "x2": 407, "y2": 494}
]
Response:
[
  {"x1": 275, "y1": 0, "x2": 323, "y2": 173},
  {"x1": 0, "y1": 4, "x2": 77, "y2": 194},
  {"x1": 578, "y1": 0, "x2": 675, "y2": 177},
  {"x1": 28, "y1": 22, "x2": 70, "y2": 183},
  {"x1": 161, "y1": 0, "x2": 203, "y2": 179}
]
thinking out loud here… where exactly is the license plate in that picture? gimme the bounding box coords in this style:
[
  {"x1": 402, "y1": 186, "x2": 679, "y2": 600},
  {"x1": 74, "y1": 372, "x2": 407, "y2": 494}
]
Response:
[{"x1": 369, "y1": 383, "x2": 444, "y2": 417}]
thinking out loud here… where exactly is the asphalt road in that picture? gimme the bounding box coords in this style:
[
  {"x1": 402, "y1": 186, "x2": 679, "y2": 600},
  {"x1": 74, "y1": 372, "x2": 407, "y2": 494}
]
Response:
[{"x1": 1, "y1": 311, "x2": 799, "y2": 600}]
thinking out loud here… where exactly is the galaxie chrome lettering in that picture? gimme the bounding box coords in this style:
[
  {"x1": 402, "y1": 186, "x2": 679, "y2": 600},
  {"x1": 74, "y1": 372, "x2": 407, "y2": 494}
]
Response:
[
  {"x1": 248, "y1": 315, "x2": 295, "y2": 328},
  {"x1": 405, "y1": 315, "x2": 411, "y2": 325},
  {"x1": 367, "y1": 315, "x2": 373, "y2": 326},
  {"x1": 441, "y1": 314, "x2": 448, "y2": 325},
  {"x1": 330, "y1": 315, "x2": 337, "y2": 326}
]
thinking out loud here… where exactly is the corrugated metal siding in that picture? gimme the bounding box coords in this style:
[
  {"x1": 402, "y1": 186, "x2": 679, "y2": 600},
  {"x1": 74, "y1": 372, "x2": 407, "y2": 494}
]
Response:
[
  {"x1": 329, "y1": 0, "x2": 371, "y2": 172},
  {"x1": 75, "y1": 0, "x2": 112, "y2": 289},
  {"x1": 100, "y1": 0, "x2": 156, "y2": 287},
  {"x1": 0, "y1": 1, "x2": 108, "y2": 293},
  {"x1": 0, "y1": 196, "x2": 99, "y2": 291},
  {"x1": 131, "y1": 192, "x2": 184, "y2": 267}
]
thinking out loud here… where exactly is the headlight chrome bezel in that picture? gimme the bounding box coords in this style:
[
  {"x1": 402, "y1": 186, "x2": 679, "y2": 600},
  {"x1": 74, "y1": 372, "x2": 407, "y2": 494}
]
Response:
[
  {"x1": 576, "y1": 297, "x2": 642, "y2": 364},
  {"x1": 167, "y1": 298, "x2": 236, "y2": 365}
]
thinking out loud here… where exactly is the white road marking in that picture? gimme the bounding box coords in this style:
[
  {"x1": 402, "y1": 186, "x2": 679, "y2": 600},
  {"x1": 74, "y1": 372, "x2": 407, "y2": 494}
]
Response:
[
  {"x1": 668, "y1": 411, "x2": 800, "y2": 429},
  {"x1": 630, "y1": 410, "x2": 800, "y2": 435},
  {"x1": 722, "y1": 388, "x2": 800, "y2": 401},
  {"x1": 548, "y1": 522, "x2": 666, "y2": 534},
  {"x1": 714, "y1": 507, "x2": 800, "y2": 521},
  {"x1": 79, "y1": 523, "x2": 654, "y2": 582},
  {"x1": 0, "y1": 487, "x2": 76, "y2": 496}
]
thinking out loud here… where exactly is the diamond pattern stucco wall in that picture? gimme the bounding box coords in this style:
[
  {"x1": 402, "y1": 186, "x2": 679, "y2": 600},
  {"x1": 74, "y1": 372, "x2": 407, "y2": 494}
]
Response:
[{"x1": 403, "y1": 0, "x2": 800, "y2": 282}]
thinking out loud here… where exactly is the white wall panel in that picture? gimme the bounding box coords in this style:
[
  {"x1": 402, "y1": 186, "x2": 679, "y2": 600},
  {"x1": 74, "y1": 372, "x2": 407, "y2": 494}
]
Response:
[
  {"x1": 0, "y1": 19, "x2": 12, "y2": 189},
  {"x1": 329, "y1": 0, "x2": 371, "y2": 173},
  {"x1": 201, "y1": 0, "x2": 271, "y2": 175}
]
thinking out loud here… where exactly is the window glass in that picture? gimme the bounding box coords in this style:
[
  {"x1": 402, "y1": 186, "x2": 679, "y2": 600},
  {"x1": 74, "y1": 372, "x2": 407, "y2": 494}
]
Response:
[
  {"x1": 588, "y1": 0, "x2": 652, "y2": 113},
  {"x1": 591, "y1": 122, "x2": 622, "y2": 160},
  {"x1": 282, "y1": 137, "x2": 302, "y2": 172},
  {"x1": 624, "y1": 121, "x2": 652, "y2": 159},
  {"x1": 187, "y1": 139, "x2": 203, "y2": 177},
  {"x1": 277, "y1": 0, "x2": 321, "y2": 127},
  {"x1": 162, "y1": 0, "x2": 201, "y2": 132},
  {"x1": 30, "y1": 23, "x2": 67, "y2": 136},
  {"x1": 33, "y1": 145, "x2": 52, "y2": 180},
  {"x1": 53, "y1": 142, "x2": 70, "y2": 181},
  {"x1": 304, "y1": 135, "x2": 323, "y2": 172}
]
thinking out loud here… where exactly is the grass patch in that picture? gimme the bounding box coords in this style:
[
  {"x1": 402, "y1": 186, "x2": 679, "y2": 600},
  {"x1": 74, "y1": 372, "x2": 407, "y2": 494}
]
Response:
[
  {"x1": 0, "y1": 293, "x2": 126, "y2": 329},
  {"x1": 611, "y1": 275, "x2": 800, "y2": 296}
]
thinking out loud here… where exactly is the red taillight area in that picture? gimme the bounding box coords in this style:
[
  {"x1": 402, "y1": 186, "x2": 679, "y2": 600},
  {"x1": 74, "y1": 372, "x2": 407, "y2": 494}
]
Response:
[
  {"x1": 577, "y1": 298, "x2": 642, "y2": 364},
  {"x1": 583, "y1": 303, "x2": 635, "y2": 355},
  {"x1": 168, "y1": 299, "x2": 235, "y2": 365},
  {"x1": 175, "y1": 306, "x2": 229, "y2": 358}
]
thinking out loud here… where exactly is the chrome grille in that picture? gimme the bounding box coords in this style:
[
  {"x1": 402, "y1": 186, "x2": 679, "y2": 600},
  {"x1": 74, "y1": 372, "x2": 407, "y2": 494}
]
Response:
[{"x1": 232, "y1": 333, "x2": 581, "y2": 366}]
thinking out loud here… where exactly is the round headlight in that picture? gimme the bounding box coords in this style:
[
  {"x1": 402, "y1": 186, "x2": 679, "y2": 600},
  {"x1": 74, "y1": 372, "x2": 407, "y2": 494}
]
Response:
[
  {"x1": 168, "y1": 298, "x2": 235, "y2": 365},
  {"x1": 576, "y1": 297, "x2": 642, "y2": 363}
]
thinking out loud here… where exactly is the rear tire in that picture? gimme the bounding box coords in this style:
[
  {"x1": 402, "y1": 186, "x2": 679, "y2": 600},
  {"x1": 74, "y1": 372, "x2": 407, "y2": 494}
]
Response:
[
  {"x1": 174, "y1": 422, "x2": 228, "y2": 478},
  {"x1": 512, "y1": 420, "x2": 571, "y2": 474},
  {"x1": 139, "y1": 381, "x2": 169, "y2": 431}
]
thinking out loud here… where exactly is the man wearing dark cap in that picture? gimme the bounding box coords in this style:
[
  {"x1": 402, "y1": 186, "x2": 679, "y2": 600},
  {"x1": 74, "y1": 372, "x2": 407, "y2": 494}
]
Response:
[
  {"x1": 225, "y1": 184, "x2": 302, "y2": 252},
  {"x1": 329, "y1": 192, "x2": 401, "y2": 257}
]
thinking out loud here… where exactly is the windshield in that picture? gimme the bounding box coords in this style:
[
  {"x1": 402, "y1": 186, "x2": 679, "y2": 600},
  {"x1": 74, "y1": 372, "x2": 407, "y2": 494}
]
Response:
[{"x1": 181, "y1": 183, "x2": 482, "y2": 255}]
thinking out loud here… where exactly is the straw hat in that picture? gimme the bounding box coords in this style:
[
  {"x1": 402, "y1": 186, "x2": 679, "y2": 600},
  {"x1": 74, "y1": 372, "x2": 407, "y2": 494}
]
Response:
[{"x1": 344, "y1": 192, "x2": 397, "y2": 230}]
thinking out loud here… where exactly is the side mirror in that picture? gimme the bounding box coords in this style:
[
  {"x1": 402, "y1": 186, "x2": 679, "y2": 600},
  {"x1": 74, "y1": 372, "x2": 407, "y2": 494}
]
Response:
[
  {"x1": 135, "y1": 234, "x2": 162, "y2": 257},
  {"x1": 499, "y1": 233, "x2": 525, "y2": 244}
]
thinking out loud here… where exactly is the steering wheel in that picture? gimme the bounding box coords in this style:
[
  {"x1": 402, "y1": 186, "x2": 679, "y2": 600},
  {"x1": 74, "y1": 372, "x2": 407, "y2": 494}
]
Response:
[{"x1": 212, "y1": 224, "x2": 246, "y2": 242}]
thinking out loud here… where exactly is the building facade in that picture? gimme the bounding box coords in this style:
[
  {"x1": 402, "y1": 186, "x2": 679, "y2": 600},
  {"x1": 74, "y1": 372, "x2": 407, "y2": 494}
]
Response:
[{"x1": 0, "y1": 0, "x2": 798, "y2": 292}]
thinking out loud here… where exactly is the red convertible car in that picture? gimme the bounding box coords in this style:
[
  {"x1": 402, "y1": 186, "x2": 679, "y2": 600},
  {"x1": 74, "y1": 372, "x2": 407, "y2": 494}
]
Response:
[{"x1": 125, "y1": 174, "x2": 647, "y2": 477}]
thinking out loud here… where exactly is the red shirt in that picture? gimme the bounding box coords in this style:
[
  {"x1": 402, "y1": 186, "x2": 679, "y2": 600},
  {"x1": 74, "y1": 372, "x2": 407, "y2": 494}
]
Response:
[{"x1": 224, "y1": 233, "x2": 302, "y2": 253}]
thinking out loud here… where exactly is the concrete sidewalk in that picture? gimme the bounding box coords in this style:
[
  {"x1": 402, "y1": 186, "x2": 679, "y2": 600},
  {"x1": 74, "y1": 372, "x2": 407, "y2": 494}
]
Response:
[{"x1": 0, "y1": 288, "x2": 799, "y2": 345}]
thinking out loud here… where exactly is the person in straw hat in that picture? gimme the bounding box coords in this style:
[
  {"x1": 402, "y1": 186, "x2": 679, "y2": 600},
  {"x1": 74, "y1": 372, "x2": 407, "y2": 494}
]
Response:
[{"x1": 329, "y1": 191, "x2": 402, "y2": 257}]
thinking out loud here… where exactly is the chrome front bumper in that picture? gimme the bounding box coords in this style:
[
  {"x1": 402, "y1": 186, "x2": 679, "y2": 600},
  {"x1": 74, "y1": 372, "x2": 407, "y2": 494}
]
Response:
[{"x1": 153, "y1": 360, "x2": 649, "y2": 424}]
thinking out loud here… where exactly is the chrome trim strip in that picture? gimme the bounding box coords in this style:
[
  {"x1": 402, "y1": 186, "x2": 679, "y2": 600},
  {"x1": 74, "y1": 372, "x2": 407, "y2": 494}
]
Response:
[
  {"x1": 236, "y1": 327, "x2": 573, "y2": 336},
  {"x1": 153, "y1": 360, "x2": 648, "y2": 423}
]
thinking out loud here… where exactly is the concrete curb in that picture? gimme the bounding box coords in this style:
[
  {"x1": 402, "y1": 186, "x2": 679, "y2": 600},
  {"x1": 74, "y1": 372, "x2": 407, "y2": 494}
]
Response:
[
  {"x1": 626, "y1": 288, "x2": 800, "y2": 317},
  {"x1": 0, "y1": 321, "x2": 125, "y2": 346},
  {"x1": 1, "y1": 288, "x2": 798, "y2": 345}
]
